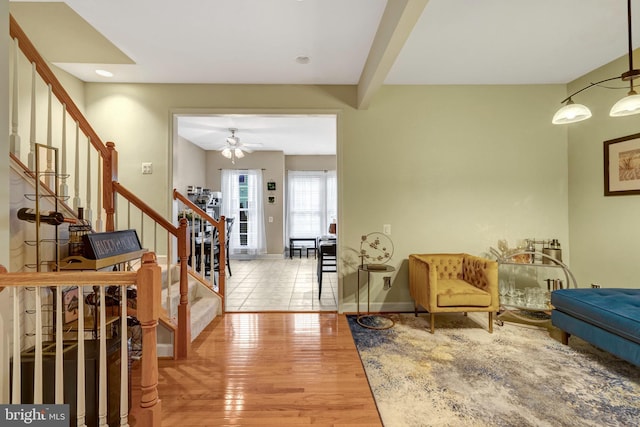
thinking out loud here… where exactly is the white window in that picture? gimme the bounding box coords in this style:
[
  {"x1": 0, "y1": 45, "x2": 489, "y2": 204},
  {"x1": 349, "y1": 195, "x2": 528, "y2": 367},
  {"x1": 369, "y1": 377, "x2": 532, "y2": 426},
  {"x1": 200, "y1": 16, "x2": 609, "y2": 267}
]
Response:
[
  {"x1": 287, "y1": 170, "x2": 337, "y2": 239},
  {"x1": 221, "y1": 169, "x2": 267, "y2": 256}
]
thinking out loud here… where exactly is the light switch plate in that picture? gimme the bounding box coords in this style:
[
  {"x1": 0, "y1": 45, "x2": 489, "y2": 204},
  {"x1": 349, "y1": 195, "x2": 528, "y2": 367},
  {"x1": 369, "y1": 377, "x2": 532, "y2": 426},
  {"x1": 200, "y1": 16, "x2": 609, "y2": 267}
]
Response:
[
  {"x1": 383, "y1": 224, "x2": 391, "y2": 235},
  {"x1": 142, "y1": 162, "x2": 153, "y2": 174}
]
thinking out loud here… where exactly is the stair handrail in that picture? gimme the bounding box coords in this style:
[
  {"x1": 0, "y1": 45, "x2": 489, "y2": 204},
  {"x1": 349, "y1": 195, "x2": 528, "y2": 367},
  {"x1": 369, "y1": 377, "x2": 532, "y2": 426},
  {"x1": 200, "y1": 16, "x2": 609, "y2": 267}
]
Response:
[
  {"x1": 10, "y1": 15, "x2": 116, "y2": 229},
  {"x1": 173, "y1": 189, "x2": 226, "y2": 301},
  {"x1": 9, "y1": 15, "x2": 108, "y2": 159}
]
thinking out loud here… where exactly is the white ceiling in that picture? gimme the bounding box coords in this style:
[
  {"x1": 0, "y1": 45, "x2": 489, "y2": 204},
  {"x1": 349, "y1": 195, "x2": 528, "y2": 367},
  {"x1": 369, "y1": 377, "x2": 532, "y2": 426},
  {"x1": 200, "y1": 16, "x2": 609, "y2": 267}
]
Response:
[
  {"x1": 176, "y1": 114, "x2": 337, "y2": 155},
  {"x1": 10, "y1": 0, "x2": 640, "y2": 154}
]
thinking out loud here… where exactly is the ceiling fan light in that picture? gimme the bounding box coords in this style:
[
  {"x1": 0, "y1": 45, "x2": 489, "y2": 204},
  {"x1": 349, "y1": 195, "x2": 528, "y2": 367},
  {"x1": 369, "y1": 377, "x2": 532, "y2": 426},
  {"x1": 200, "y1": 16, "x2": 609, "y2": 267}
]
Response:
[
  {"x1": 609, "y1": 91, "x2": 640, "y2": 117},
  {"x1": 221, "y1": 148, "x2": 232, "y2": 158},
  {"x1": 552, "y1": 101, "x2": 592, "y2": 124},
  {"x1": 235, "y1": 148, "x2": 245, "y2": 158}
]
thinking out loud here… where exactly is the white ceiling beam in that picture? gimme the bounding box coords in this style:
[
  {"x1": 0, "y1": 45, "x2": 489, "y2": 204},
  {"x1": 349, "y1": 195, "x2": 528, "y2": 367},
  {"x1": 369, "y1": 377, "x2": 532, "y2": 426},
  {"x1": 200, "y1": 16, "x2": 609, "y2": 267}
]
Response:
[{"x1": 357, "y1": 0, "x2": 429, "y2": 110}]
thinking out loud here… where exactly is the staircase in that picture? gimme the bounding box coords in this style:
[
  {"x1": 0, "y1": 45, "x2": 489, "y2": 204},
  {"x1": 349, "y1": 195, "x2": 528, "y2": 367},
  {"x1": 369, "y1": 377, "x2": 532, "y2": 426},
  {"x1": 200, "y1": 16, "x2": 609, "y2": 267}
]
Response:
[
  {"x1": 2, "y1": 13, "x2": 227, "y2": 426},
  {"x1": 157, "y1": 264, "x2": 222, "y2": 358}
]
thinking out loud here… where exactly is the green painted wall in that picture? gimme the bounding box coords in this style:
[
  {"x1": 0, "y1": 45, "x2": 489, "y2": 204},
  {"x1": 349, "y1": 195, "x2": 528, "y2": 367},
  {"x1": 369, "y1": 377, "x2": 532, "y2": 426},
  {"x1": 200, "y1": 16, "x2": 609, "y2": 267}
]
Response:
[
  {"x1": 567, "y1": 52, "x2": 640, "y2": 289},
  {"x1": 84, "y1": 82, "x2": 568, "y2": 311}
]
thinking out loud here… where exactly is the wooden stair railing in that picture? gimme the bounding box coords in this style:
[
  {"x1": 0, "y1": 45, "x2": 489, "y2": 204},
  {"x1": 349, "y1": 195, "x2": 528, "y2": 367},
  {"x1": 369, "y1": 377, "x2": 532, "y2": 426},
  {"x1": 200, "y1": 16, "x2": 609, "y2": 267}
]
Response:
[
  {"x1": 9, "y1": 14, "x2": 194, "y2": 360},
  {"x1": 9, "y1": 15, "x2": 109, "y2": 159},
  {"x1": 0, "y1": 252, "x2": 162, "y2": 427},
  {"x1": 173, "y1": 189, "x2": 227, "y2": 307},
  {"x1": 113, "y1": 182, "x2": 191, "y2": 359}
]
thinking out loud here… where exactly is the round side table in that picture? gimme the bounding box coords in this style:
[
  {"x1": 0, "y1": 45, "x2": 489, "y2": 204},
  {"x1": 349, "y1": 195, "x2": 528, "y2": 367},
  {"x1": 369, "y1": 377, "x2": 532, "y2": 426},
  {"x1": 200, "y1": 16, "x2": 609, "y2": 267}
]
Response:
[{"x1": 356, "y1": 264, "x2": 395, "y2": 329}]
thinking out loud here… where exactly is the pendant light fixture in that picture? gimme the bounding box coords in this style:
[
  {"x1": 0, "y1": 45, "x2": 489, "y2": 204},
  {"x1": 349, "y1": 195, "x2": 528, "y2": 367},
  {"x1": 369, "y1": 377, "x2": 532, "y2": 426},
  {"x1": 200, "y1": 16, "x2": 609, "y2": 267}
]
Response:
[{"x1": 553, "y1": 0, "x2": 640, "y2": 124}]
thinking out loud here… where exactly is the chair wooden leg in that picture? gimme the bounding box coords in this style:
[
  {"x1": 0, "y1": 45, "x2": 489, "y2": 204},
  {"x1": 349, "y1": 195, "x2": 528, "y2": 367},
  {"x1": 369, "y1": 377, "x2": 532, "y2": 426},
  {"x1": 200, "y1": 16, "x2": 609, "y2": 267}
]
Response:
[
  {"x1": 560, "y1": 330, "x2": 570, "y2": 345},
  {"x1": 429, "y1": 313, "x2": 435, "y2": 334},
  {"x1": 488, "y1": 312, "x2": 494, "y2": 333},
  {"x1": 414, "y1": 302, "x2": 418, "y2": 317}
]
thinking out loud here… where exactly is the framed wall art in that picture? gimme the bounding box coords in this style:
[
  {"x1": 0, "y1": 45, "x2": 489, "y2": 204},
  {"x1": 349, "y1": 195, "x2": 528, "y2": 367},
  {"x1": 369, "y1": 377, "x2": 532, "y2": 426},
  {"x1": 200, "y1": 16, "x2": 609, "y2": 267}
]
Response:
[{"x1": 604, "y1": 132, "x2": 640, "y2": 196}]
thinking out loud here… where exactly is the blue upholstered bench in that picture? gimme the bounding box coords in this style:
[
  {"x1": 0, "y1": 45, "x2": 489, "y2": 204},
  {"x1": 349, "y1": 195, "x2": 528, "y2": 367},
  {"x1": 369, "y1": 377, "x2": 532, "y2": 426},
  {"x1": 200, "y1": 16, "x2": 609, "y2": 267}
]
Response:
[{"x1": 551, "y1": 288, "x2": 640, "y2": 366}]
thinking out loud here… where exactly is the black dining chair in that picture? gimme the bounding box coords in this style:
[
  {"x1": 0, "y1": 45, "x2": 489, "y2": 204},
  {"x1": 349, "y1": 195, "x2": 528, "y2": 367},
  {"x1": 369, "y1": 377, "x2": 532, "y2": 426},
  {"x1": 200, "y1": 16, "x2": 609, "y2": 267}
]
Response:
[
  {"x1": 317, "y1": 240, "x2": 337, "y2": 299},
  {"x1": 221, "y1": 217, "x2": 233, "y2": 277}
]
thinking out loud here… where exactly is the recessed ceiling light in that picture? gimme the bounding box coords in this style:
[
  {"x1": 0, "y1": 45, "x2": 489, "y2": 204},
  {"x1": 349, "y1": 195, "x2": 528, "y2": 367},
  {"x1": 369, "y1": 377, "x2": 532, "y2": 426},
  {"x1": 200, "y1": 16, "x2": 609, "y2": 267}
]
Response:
[
  {"x1": 296, "y1": 56, "x2": 310, "y2": 65},
  {"x1": 95, "y1": 69, "x2": 114, "y2": 77}
]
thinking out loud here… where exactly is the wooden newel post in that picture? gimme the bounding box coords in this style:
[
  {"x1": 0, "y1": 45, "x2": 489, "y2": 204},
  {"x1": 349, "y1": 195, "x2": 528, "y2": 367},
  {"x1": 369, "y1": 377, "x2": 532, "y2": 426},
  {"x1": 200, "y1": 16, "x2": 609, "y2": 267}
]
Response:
[
  {"x1": 136, "y1": 252, "x2": 162, "y2": 427},
  {"x1": 104, "y1": 141, "x2": 118, "y2": 232},
  {"x1": 177, "y1": 217, "x2": 191, "y2": 359}
]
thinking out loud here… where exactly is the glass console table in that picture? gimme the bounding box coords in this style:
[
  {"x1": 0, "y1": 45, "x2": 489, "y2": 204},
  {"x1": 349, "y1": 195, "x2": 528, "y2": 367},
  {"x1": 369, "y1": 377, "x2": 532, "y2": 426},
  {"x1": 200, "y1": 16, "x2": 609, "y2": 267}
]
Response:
[{"x1": 489, "y1": 248, "x2": 578, "y2": 326}]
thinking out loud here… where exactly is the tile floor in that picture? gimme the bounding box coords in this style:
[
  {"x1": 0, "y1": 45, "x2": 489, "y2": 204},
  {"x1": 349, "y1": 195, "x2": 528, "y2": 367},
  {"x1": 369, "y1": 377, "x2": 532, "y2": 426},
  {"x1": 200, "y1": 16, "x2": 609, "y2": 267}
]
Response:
[{"x1": 223, "y1": 256, "x2": 338, "y2": 312}]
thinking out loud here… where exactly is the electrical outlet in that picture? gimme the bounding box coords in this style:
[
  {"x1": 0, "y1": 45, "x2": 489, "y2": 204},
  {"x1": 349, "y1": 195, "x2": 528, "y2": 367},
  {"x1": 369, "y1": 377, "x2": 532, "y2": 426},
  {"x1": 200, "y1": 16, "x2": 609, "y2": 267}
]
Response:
[
  {"x1": 383, "y1": 276, "x2": 392, "y2": 289},
  {"x1": 383, "y1": 224, "x2": 391, "y2": 235},
  {"x1": 268, "y1": 216, "x2": 274, "y2": 223},
  {"x1": 141, "y1": 162, "x2": 153, "y2": 174}
]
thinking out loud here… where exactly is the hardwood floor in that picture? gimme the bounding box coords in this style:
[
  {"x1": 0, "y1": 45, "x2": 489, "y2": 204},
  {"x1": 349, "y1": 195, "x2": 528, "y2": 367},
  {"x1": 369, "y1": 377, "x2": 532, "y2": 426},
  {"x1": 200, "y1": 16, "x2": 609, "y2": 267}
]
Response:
[{"x1": 133, "y1": 313, "x2": 381, "y2": 426}]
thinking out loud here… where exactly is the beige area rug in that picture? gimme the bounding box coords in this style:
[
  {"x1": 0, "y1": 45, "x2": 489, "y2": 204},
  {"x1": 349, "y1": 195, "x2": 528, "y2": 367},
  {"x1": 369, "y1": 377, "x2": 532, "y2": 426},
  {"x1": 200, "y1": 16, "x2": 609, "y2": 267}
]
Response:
[{"x1": 348, "y1": 313, "x2": 640, "y2": 427}]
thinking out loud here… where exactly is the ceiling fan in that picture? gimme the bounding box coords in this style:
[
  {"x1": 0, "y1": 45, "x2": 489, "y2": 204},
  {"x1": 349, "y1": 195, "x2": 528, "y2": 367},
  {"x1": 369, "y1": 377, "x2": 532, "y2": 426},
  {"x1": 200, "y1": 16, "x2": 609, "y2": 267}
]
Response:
[{"x1": 219, "y1": 128, "x2": 257, "y2": 164}]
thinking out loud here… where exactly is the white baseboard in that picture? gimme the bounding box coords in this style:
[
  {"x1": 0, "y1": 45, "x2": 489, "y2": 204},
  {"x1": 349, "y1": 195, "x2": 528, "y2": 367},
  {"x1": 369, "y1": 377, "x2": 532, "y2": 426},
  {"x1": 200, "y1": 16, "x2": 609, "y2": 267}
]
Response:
[
  {"x1": 340, "y1": 301, "x2": 415, "y2": 314},
  {"x1": 229, "y1": 253, "x2": 286, "y2": 260}
]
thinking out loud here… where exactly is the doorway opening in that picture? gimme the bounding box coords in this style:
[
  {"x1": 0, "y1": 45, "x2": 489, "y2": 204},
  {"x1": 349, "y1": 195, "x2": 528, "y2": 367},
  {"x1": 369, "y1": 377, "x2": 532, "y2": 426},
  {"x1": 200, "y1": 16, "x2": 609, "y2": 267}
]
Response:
[{"x1": 171, "y1": 112, "x2": 339, "y2": 313}]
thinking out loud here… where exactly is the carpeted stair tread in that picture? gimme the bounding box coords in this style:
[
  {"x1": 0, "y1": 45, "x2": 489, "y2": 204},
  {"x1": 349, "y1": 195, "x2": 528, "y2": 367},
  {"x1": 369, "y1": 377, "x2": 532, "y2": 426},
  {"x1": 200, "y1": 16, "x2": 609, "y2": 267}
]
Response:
[{"x1": 158, "y1": 264, "x2": 220, "y2": 343}]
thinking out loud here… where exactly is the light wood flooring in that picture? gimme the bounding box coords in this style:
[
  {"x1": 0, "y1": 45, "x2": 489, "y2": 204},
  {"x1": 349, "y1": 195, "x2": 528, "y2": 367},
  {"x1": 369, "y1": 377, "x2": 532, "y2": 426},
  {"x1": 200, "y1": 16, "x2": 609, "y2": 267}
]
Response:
[{"x1": 133, "y1": 313, "x2": 381, "y2": 426}]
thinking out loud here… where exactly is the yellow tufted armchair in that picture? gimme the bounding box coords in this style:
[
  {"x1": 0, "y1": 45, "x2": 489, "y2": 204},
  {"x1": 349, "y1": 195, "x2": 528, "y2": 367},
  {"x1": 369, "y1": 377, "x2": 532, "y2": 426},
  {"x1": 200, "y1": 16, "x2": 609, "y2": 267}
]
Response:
[{"x1": 409, "y1": 253, "x2": 499, "y2": 333}]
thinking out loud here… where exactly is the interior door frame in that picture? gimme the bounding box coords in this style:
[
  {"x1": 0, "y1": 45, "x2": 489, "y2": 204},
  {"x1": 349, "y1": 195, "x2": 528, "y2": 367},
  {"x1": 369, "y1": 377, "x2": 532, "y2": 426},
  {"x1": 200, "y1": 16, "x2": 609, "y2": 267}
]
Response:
[{"x1": 168, "y1": 108, "x2": 343, "y2": 313}]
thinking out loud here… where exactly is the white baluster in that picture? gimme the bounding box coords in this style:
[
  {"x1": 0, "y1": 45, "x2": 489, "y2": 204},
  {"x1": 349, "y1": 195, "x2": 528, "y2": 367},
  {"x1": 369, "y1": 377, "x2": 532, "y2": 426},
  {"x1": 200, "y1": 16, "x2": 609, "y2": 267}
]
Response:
[
  {"x1": 10, "y1": 38, "x2": 20, "y2": 158},
  {"x1": 73, "y1": 121, "x2": 81, "y2": 211},
  {"x1": 96, "y1": 160, "x2": 103, "y2": 232},
  {"x1": 28, "y1": 63, "x2": 36, "y2": 170},
  {"x1": 199, "y1": 216, "x2": 205, "y2": 275},
  {"x1": 45, "y1": 84, "x2": 55, "y2": 189},
  {"x1": 190, "y1": 209, "x2": 195, "y2": 271},
  {"x1": 114, "y1": 195, "x2": 119, "y2": 231},
  {"x1": 166, "y1": 234, "x2": 173, "y2": 319},
  {"x1": 1, "y1": 333, "x2": 7, "y2": 403},
  {"x1": 209, "y1": 231, "x2": 215, "y2": 289},
  {"x1": 140, "y1": 210, "x2": 144, "y2": 248},
  {"x1": 12, "y1": 288, "x2": 21, "y2": 404},
  {"x1": 98, "y1": 287, "x2": 107, "y2": 426},
  {"x1": 86, "y1": 138, "x2": 93, "y2": 225},
  {"x1": 120, "y1": 285, "x2": 130, "y2": 427},
  {"x1": 59, "y1": 105, "x2": 68, "y2": 199},
  {"x1": 34, "y1": 287, "x2": 43, "y2": 403},
  {"x1": 55, "y1": 286, "x2": 64, "y2": 403},
  {"x1": 77, "y1": 285, "x2": 86, "y2": 427}
]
